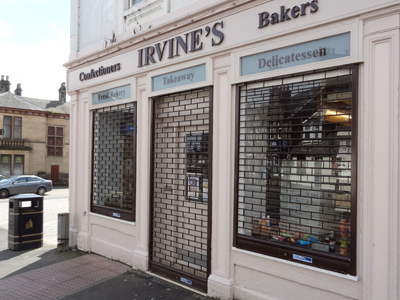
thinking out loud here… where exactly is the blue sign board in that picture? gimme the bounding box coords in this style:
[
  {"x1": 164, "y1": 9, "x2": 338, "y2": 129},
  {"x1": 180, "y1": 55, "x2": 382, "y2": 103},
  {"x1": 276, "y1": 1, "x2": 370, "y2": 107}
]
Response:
[
  {"x1": 293, "y1": 254, "x2": 313, "y2": 263},
  {"x1": 241, "y1": 33, "x2": 350, "y2": 76},
  {"x1": 152, "y1": 64, "x2": 206, "y2": 92},
  {"x1": 180, "y1": 277, "x2": 192, "y2": 285},
  {"x1": 92, "y1": 84, "x2": 131, "y2": 105}
]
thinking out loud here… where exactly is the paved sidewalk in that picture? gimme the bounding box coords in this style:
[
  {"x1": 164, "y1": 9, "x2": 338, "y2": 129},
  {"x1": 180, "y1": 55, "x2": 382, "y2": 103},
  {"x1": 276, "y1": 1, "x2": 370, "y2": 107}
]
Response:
[
  {"x1": 0, "y1": 241, "x2": 216, "y2": 300},
  {"x1": 0, "y1": 254, "x2": 128, "y2": 300},
  {"x1": 0, "y1": 225, "x2": 215, "y2": 299},
  {"x1": 0, "y1": 252, "x2": 215, "y2": 300}
]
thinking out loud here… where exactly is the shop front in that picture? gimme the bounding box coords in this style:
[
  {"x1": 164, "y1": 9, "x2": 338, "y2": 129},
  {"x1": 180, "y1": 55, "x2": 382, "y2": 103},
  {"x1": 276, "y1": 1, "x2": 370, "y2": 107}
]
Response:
[{"x1": 66, "y1": 0, "x2": 400, "y2": 299}]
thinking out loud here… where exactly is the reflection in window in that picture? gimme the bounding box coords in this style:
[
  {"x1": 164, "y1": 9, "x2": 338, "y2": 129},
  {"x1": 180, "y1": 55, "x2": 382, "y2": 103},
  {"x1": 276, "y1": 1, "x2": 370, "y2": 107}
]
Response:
[{"x1": 235, "y1": 67, "x2": 356, "y2": 274}]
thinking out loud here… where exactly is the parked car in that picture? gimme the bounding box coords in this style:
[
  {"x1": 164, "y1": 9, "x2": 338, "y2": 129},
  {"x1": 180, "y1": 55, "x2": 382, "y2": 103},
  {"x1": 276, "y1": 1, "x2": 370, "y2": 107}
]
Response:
[
  {"x1": 0, "y1": 175, "x2": 5, "y2": 181},
  {"x1": 0, "y1": 175, "x2": 53, "y2": 198}
]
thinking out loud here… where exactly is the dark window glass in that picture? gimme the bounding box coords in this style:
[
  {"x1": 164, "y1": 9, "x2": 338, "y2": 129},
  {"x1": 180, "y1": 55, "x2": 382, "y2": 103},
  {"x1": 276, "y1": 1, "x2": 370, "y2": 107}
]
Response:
[
  {"x1": 56, "y1": 127, "x2": 63, "y2": 136},
  {"x1": 15, "y1": 177, "x2": 27, "y2": 184},
  {"x1": 4, "y1": 116, "x2": 11, "y2": 139},
  {"x1": 47, "y1": 147, "x2": 55, "y2": 156},
  {"x1": 13, "y1": 117, "x2": 21, "y2": 139},
  {"x1": 56, "y1": 137, "x2": 63, "y2": 146},
  {"x1": 91, "y1": 103, "x2": 136, "y2": 221},
  {"x1": 48, "y1": 126, "x2": 55, "y2": 135},
  {"x1": 235, "y1": 67, "x2": 356, "y2": 275},
  {"x1": 55, "y1": 147, "x2": 63, "y2": 157},
  {"x1": 28, "y1": 177, "x2": 40, "y2": 182},
  {"x1": 48, "y1": 137, "x2": 55, "y2": 145}
]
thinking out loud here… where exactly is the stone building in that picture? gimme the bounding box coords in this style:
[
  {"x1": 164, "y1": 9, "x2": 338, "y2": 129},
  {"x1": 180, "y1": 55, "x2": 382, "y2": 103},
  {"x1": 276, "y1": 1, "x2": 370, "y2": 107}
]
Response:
[{"x1": 0, "y1": 77, "x2": 69, "y2": 184}]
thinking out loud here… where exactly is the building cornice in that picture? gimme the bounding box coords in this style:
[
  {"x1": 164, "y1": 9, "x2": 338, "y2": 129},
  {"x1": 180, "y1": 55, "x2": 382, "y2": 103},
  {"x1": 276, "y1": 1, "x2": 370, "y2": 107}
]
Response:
[
  {"x1": 0, "y1": 107, "x2": 70, "y2": 119},
  {"x1": 63, "y1": 0, "x2": 259, "y2": 70}
]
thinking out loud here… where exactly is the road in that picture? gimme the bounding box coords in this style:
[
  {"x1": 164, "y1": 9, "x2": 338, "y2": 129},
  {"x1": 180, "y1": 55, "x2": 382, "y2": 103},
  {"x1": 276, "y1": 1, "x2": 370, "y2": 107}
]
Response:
[{"x1": 0, "y1": 188, "x2": 69, "y2": 245}]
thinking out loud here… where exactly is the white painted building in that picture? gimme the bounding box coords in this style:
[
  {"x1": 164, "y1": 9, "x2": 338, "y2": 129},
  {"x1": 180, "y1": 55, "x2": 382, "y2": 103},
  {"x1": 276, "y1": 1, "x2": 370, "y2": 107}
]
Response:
[{"x1": 65, "y1": 0, "x2": 400, "y2": 299}]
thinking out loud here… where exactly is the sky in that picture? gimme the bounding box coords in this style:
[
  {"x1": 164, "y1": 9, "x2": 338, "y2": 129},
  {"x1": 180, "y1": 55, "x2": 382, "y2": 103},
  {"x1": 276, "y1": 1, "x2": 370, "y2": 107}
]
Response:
[{"x1": 0, "y1": 0, "x2": 70, "y2": 101}]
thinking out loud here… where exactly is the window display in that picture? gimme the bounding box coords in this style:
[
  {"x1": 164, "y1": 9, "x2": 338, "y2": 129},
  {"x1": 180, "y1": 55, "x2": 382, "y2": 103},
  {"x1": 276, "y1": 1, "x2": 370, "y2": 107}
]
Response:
[
  {"x1": 91, "y1": 103, "x2": 136, "y2": 221},
  {"x1": 235, "y1": 66, "x2": 356, "y2": 274}
]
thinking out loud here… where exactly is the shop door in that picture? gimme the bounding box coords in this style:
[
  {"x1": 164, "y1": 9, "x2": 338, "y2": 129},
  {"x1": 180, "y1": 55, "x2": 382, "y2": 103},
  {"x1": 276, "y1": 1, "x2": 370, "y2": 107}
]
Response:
[{"x1": 150, "y1": 87, "x2": 212, "y2": 292}]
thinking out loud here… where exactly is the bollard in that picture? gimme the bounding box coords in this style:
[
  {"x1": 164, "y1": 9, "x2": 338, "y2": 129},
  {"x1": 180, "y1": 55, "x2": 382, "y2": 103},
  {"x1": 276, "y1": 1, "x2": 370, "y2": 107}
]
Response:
[{"x1": 57, "y1": 212, "x2": 69, "y2": 251}]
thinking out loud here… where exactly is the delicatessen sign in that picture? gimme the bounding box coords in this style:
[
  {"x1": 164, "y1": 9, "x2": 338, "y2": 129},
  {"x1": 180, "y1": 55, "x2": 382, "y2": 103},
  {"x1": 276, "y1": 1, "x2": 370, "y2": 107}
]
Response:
[{"x1": 241, "y1": 33, "x2": 351, "y2": 76}]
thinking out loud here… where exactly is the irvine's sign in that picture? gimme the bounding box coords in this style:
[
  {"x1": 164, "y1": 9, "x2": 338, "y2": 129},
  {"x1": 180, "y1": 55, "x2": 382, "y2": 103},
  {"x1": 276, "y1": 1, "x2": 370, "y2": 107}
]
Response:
[{"x1": 137, "y1": 22, "x2": 224, "y2": 67}]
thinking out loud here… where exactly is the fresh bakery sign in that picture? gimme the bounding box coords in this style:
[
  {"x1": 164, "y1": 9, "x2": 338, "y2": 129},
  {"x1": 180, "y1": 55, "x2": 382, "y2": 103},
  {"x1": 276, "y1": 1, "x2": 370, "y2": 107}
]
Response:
[{"x1": 92, "y1": 84, "x2": 131, "y2": 105}]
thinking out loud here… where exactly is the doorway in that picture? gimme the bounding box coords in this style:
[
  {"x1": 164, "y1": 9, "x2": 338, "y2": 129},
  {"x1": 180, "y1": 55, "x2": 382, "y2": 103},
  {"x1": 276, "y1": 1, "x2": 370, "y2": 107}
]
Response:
[
  {"x1": 51, "y1": 165, "x2": 59, "y2": 183},
  {"x1": 150, "y1": 87, "x2": 213, "y2": 292}
]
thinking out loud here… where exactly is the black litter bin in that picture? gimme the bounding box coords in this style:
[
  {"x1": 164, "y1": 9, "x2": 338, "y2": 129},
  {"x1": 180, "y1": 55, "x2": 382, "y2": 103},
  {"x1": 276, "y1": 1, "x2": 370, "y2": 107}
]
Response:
[{"x1": 8, "y1": 194, "x2": 44, "y2": 251}]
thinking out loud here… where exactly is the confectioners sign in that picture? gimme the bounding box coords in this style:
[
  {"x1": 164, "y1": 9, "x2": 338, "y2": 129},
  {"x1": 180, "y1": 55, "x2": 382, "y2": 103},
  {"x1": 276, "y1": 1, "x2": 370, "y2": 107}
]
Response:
[{"x1": 80, "y1": 63, "x2": 121, "y2": 82}]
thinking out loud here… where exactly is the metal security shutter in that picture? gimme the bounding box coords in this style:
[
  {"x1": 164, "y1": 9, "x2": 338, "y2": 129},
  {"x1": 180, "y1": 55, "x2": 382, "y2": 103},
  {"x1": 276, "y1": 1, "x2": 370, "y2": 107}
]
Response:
[
  {"x1": 150, "y1": 87, "x2": 212, "y2": 292},
  {"x1": 235, "y1": 65, "x2": 357, "y2": 275},
  {"x1": 91, "y1": 103, "x2": 137, "y2": 221}
]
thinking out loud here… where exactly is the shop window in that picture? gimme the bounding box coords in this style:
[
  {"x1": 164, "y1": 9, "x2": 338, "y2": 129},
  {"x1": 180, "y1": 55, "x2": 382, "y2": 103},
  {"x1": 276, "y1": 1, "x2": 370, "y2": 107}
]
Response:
[
  {"x1": 91, "y1": 103, "x2": 136, "y2": 221},
  {"x1": 13, "y1": 155, "x2": 24, "y2": 175},
  {"x1": 3, "y1": 116, "x2": 21, "y2": 139},
  {"x1": 0, "y1": 155, "x2": 11, "y2": 176},
  {"x1": 234, "y1": 66, "x2": 357, "y2": 275},
  {"x1": 47, "y1": 126, "x2": 63, "y2": 156},
  {"x1": 0, "y1": 155, "x2": 25, "y2": 176}
]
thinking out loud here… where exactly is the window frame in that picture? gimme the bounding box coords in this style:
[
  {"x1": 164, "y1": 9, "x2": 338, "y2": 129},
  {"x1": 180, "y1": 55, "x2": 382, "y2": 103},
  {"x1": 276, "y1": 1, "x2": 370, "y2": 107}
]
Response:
[
  {"x1": 47, "y1": 126, "x2": 64, "y2": 156},
  {"x1": 90, "y1": 103, "x2": 137, "y2": 222},
  {"x1": 13, "y1": 117, "x2": 22, "y2": 139},
  {"x1": 3, "y1": 115, "x2": 22, "y2": 140},
  {"x1": 233, "y1": 65, "x2": 358, "y2": 276}
]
